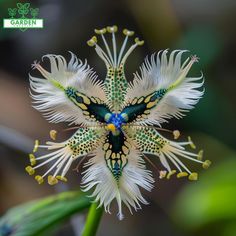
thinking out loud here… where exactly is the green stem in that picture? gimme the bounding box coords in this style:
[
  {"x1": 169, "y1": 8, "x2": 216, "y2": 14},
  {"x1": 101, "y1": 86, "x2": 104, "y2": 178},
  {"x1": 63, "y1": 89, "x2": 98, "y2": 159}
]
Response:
[{"x1": 82, "y1": 202, "x2": 103, "y2": 236}]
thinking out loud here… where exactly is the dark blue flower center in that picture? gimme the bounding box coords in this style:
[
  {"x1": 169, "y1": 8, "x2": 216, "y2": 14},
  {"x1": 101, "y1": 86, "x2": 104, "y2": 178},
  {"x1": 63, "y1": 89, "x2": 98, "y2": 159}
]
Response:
[{"x1": 107, "y1": 113, "x2": 127, "y2": 130}]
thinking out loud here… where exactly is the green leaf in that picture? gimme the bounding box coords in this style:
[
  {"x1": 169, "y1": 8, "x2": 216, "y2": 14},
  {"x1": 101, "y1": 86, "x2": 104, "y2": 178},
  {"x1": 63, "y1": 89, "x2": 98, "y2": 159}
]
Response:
[
  {"x1": 172, "y1": 157, "x2": 236, "y2": 233},
  {"x1": 16, "y1": 3, "x2": 23, "y2": 9},
  {"x1": 0, "y1": 191, "x2": 91, "y2": 236}
]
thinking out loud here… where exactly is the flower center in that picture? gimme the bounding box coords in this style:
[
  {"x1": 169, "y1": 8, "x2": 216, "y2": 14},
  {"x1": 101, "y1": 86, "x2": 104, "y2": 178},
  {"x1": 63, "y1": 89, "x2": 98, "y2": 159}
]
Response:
[{"x1": 105, "y1": 113, "x2": 128, "y2": 135}]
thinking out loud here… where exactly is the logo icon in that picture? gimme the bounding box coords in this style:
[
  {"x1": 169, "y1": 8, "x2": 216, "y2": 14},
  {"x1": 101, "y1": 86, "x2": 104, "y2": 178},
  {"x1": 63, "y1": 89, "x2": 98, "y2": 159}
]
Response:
[{"x1": 3, "y1": 3, "x2": 43, "y2": 32}]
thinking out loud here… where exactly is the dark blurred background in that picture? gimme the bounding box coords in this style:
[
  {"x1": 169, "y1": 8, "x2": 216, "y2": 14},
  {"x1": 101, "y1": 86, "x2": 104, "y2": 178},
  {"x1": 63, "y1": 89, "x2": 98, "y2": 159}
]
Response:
[{"x1": 0, "y1": 0, "x2": 236, "y2": 235}]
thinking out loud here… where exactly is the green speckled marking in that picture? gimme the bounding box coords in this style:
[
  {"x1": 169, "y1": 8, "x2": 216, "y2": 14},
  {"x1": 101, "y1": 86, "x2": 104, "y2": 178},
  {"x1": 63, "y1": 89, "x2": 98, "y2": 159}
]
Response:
[
  {"x1": 104, "y1": 64, "x2": 128, "y2": 113},
  {"x1": 124, "y1": 126, "x2": 167, "y2": 154},
  {"x1": 67, "y1": 127, "x2": 104, "y2": 157}
]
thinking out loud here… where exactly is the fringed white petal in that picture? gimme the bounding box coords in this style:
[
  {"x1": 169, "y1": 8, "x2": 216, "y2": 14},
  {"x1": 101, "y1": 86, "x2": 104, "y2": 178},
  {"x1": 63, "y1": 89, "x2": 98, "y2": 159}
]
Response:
[
  {"x1": 26, "y1": 127, "x2": 106, "y2": 184},
  {"x1": 125, "y1": 50, "x2": 204, "y2": 125},
  {"x1": 30, "y1": 52, "x2": 106, "y2": 125},
  {"x1": 81, "y1": 146, "x2": 154, "y2": 220},
  {"x1": 124, "y1": 125, "x2": 209, "y2": 180}
]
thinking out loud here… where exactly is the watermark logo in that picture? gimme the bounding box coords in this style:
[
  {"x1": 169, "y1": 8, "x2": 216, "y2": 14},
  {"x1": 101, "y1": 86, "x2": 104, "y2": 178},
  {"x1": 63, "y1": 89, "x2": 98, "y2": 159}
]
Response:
[{"x1": 3, "y1": 3, "x2": 43, "y2": 32}]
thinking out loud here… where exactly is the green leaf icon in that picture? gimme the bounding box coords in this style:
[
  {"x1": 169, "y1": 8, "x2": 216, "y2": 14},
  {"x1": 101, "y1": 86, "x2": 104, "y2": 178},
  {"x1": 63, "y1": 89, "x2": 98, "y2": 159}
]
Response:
[
  {"x1": 17, "y1": 2, "x2": 30, "y2": 18},
  {"x1": 8, "y1": 8, "x2": 17, "y2": 18},
  {"x1": 30, "y1": 8, "x2": 39, "y2": 18}
]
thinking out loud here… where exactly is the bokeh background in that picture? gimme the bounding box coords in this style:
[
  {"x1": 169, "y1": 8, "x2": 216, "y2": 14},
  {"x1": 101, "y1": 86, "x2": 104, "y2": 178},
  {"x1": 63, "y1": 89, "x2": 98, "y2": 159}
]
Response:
[{"x1": 1, "y1": 0, "x2": 236, "y2": 235}]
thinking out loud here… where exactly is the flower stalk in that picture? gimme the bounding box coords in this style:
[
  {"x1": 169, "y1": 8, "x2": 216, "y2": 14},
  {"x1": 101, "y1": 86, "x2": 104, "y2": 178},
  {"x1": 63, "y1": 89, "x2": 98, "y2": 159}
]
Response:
[{"x1": 82, "y1": 202, "x2": 103, "y2": 236}]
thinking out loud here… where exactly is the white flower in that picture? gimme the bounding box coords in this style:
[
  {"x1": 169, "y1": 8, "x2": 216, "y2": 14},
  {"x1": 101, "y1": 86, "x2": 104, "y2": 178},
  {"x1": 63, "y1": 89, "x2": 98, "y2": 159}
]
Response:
[{"x1": 25, "y1": 25, "x2": 210, "y2": 220}]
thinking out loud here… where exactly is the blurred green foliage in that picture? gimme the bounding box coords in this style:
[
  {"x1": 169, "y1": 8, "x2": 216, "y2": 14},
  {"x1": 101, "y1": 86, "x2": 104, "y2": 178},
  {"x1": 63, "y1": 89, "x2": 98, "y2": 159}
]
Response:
[
  {"x1": 0, "y1": 191, "x2": 90, "y2": 236},
  {"x1": 172, "y1": 135, "x2": 236, "y2": 236}
]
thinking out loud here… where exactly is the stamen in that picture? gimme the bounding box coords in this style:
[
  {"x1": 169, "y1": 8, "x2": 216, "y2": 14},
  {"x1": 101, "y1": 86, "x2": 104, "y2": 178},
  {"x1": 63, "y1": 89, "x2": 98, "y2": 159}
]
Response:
[
  {"x1": 35, "y1": 175, "x2": 44, "y2": 184},
  {"x1": 94, "y1": 44, "x2": 113, "y2": 66},
  {"x1": 197, "y1": 150, "x2": 204, "y2": 161},
  {"x1": 94, "y1": 28, "x2": 106, "y2": 35},
  {"x1": 188, "y1": 136, "x2": 196, "y2": 149},
  {"x1": 117, "y1": 35, "x2": 128, "y2": 66},
  {"x1": 106, "y1": 123, "x2": 116, "y2": 132},
  {"x1": 87, "y1": 36, "x2": 97, "y2": 47},
  {"x1": 117, "y1": 28, "x2": 136, "y2": 66},
  {"x1": 166, "y1": 150, "x2": 192, "y2": 174},
  {"x1": 165, "y1": 152, "x2": 182, "y2": 172},
  {"x1": 134, "y1": 37, "x2": 144, "y2": 46},
  {"x1": 35, "y1": 149, "x2": 62, "y2": 160},
  {"x1": 33, "y1": 139, "x2": 39, "y2": 152},
  {"x1": 120, "y1": 37, "x2": 144, "y2": 66},
  {"x1": 123, "y1": 29, "x2": 134, "y2": 37},
  {"x1": 50, "y1": 130, "x2": 57, "y2": 140},
  {"x1": 56, "y1": 176, "x2": 68, "y2": 182},
  {"x1": 38, "y1": 145, "x2": 50, "y2": 148},
  {"x1": 171, "y1": 148, "x2": 203, "y2": 164},
  {"x1": 159, "y1": 170, "x2": 167, "y2": 179},
  {"x1": 34, "y1": 151, "x2": 64, "y2": 169},
  {"x1": 48, "y1": 175, "x2": 58, "y2": 185},
  {"x1": 61, "y1": 157, "x2": 74, "y2": 177},
  {"x1": 177, "y1": 172, "x2": 188, "y2": 178},
  {"x1": 173, "y1": 130, "x2": 180, "y2": 139},
  {"x1": 112, "y1": 30, "x2": 117, "y2": 67},
  {"x1": 202, "y1": 160, "x2": 211, "y2": 169},
  {"x1": 41, "y1": 155, "x2": 66, "y2": 178},
  {"x1": 166, "y1": 170, "x2": 176, "y2": 179},
  {"x1": 25, "y1": 166, "x2": 35, "y2": 175},
  {"x1": 107, "y1": 25, "x2": 118, "y2": 33},
  {"x1": 29, "y1": 153, "x2": 36, "y2": 166},
  {"x1": 100, "y1": 33, "x2": 114, "y2": 65},
  {"x1": 188, "y1": 172, "x2": 198, "y2": 181}
]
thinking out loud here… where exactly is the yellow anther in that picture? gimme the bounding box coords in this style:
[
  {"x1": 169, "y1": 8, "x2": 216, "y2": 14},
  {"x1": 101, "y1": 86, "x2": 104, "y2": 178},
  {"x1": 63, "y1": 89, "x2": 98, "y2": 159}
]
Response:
[
  {"x1": 202, "y1": 160, "x2": 211, "y2": 169},
  {"x1": 25, "y1": 166, "x2": 35, "y2": 175},
  {"x1": 197, "y1": 150, "x2": 204, "y2": 161},
  {"x1": 107, "y1": 25, "x2": 118, "y2": 33},
  {"x1": 50, "y1": 130, "x2": 57, "y2": 141},
  {"x1": 188, "y1": 172, "x2": 198, "y2": 181},
  {"x1": 94, "y1": 28, "x2": 107, "y2": 34},
  {"x1": 29, "y1": 153, "x2": 36, "y2": 166},
  {"x1": 106, "y1": 123, "x2": 116, "y2": 132},
  {"x1": 87, "y1": 36, "x2": 97, "y2": 47},
  {"x1": 48, "y1": 175, "x2": 58, "y2": 185},
  {"x1": 33, "y1": 140, "x2": 39, "y2": 153},
  {"x1": 173, "y1": 130, "x2": 180, "y2": 140},
  {"x1": 123, "y1": 28, "x2": 134, "y2": 36},
  {"x1": 188, "y1": 136, "x2": 196, "y2": 149},
  {"x1": 159, "y1": 170, "x2": 167, "y2": 179},
  {"x1": 166, "y1": 170, "x2": 176, "y2": 179},
  {"x1": 177, "y1": 172, "x2": 188, "y2": 178},
  {"x1": 35, "y1": 175, "x2": 44, "y2": 184},
  {"x1": 135, "y1": 37, "x2": 144, "y2": 46},
  {"x1": 56, "y1": 176, "x2": 68, "y2": 182}
]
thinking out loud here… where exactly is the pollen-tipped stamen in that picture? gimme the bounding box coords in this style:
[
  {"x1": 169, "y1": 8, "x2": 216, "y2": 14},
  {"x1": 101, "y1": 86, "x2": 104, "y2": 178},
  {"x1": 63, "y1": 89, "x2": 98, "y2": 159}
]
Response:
[
  {"x1": 50, "y1": 130, "x2": 57, "y2": 140},
  {"x1": 33, "y1": 139, "x2": 39, "y2": 152},
  {"x1": 188, "y1": 136, "x2": 196, "y2": 149},
  {"x1": 117, "y1": 28, "x2": 136, "y2": 66},
  {"x1": 35, "y1": 175, "x2": 44, "y2": 184},
  {"x1": 29, "y1": 153, "x2": 36, "y2": 166},
  {"x1": 166, "y1": 170, "x2": 176, "y2": 179},
  {"x1": 120, "y1": 37, "x2": 144, "y2": 66},
  {"x1": 100, "y1": 32, "x2": 114, "y2": 66}
]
